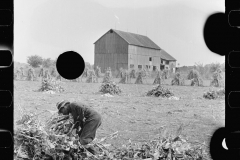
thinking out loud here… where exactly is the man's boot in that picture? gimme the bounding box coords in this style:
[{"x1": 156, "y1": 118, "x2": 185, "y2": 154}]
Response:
[{"x1": 85, "y1": 145, "x2": 98, "y2": 155}]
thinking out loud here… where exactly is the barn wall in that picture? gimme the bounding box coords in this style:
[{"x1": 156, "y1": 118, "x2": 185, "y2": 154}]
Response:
[
  {"x1": 161, "y1": 60, "x2": 176, "y2": 71},
  {"x1": 94, "y1": 31, "x2": 128, "y2": 73},
  {"x1": 169, "y1": 61, "x2": 176, "y2": 68},
  {"x1": 128, "y1": 45, "x2": 161, "y2": 71}
]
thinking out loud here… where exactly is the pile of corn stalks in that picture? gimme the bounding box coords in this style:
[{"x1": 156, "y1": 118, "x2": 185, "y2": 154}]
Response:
[
  {"x1": 147, "y1": 85, "x2": 174, "y2": 98},
  {"x1": 45, "y1": 114, "x2": 75, "y2": 135},
  {"x1": 106, "y1": 134, "x2": 209, "y2": 160},
  {"x1": 203, "y1": 88, "x2": 225, "y2": 100},
  {"x1": 14, "y1": 110, "x2": 94, "y2": 160},
  {"x1": 37, "y1": 78, "x2": 64, "y2": 93},
  {"x1": 99, "y1": 81, "x2": 122, "y2": 95},
  {"x1": 14, "y1": 109, "x2": 209, "y2": 160},
  {"x1": 171, "y1": 72, "x2": 184, "y2": 86}
]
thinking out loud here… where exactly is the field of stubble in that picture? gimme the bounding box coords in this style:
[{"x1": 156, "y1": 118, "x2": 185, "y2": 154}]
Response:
[{"x1": 14, "y1": 78, "x2": 225, "y2": 149}]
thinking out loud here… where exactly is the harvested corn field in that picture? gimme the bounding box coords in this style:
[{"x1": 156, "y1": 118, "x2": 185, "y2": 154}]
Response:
[
  {"x1": 14, "y1": 111, "x2": 209, "y2": 160},
  {"x1": 14, "y1": 79, "x2": 225, "y2": 160}
]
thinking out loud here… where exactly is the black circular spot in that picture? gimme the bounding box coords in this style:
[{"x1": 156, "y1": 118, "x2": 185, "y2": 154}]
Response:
[
  {"x1": 209, "y1": 127, "x2": 228, "y2": 160},
  {"x1": 203, "y1": 12, "x2": 230, "y2": 56},
  {"x1": 56, "y1": 51, "x2": 85, "y2": 80}
]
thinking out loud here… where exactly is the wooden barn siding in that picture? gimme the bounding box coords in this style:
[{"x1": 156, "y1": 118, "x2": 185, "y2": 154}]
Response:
[
  {"x1": 128, "y1": 45, "x2": 161, "y2": 70},
  {"x1": 169, "y1": 61, "x2": 176, "y2": 68},
  {"x1": 94, "y1": 31, "x2": 128, "y2": 73}
]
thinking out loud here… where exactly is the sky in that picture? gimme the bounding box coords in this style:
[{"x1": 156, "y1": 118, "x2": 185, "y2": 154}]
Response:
[{"x1": 14, "y1": 0, "x2": 225, "y2": 66}]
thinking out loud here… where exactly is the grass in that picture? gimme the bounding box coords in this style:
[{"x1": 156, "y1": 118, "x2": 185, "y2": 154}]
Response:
[{"x1": 14, "y1": 78, "x2": 225, "y2": 155}]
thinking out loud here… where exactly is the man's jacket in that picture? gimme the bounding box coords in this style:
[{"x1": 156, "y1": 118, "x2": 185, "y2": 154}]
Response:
[{"x1": 68, "y1": 102, "x2": 100, "y2": 129}]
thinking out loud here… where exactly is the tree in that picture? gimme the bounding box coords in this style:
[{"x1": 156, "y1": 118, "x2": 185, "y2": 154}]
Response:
[
  {"x1": 194, "y1": 62, "x2": 204, "y2": 77},
  {"x1": 85, "y1": 62, "x2": 91, "y2": 69},
  {"x1": 27, "y1": 55, "x2": 43, "y2": 68},
  {"x1": 52, "y1": 57, "x2": 58, "y2": 66},
  {"x1": 52, "y1": 59, "x2": 57, "y2": 66},
  {"x1": 42, "y1": 58, "x2": 53, "y2": 68},
  {"x1": 209, "y1": 63, "x2": 221, "y2": 73},
  {"x1": 221, "y1": 63, "x2": 225, "y2": 71}
]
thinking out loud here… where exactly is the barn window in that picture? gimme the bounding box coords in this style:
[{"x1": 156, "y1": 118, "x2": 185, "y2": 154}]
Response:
[
  {"x1": 153, "y1": 66, "x2": 157, "y2": 71},
  {"x1": 165, "y1": 61, "x2": 169, "y2": 65},
  {"x1": 149, "y1": 57, "x2": 152, "y2": 61},
  {"x1": 130, "y1": 64, "x2": 134, "y2": 68},
  {"x1": 138, "y1": 65, "x2": 142, "y2": 69},
  {"x1": 110, "y1": 30, "x2": 113, "y2": 33},
  {"x1": 160, "y1": 65, "x2": 164, "y2": 70},
  {"x1": 161, "y1": 59, "x2": 164, "y2": 64}
]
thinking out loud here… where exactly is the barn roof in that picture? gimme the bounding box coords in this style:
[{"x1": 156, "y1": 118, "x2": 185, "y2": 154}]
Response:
[
  {"x1": 94, "y1": 29, "x2": 161, "y2": 50},
  {"x1": 94, "y1": 29, "x2": 176, "y2": 61},
  {"x1": 160, "y1": 50, "x2": 176, "y2": 61}
]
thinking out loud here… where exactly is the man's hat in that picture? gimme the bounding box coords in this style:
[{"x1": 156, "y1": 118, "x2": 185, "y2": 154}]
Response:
[{"x1": 56, "y1": 100, "x2": 70, "y2": 111}]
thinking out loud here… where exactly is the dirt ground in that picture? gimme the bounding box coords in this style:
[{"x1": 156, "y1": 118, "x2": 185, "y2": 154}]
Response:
[{"x1": 14, "y1": 78, "x2": 225, "y2": 150}]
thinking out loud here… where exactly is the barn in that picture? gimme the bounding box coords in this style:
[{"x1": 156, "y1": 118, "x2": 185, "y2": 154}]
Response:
[{"x1": 94, "y1": 29, "x2": 177, "y2": 74}]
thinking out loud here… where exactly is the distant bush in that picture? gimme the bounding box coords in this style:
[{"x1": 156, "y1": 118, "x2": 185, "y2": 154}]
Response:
[
  {"x1": 42, "y1": 58, "x2": 54, "y2": 68},
  {"x1": 27, "y1": 55, "x2": 43, "y2": 68},
  {"x1": 209, "y1": 63, "x2": 222, "y2": 73}
]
